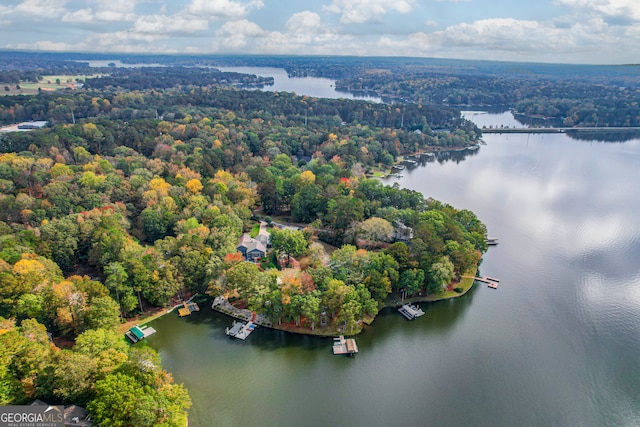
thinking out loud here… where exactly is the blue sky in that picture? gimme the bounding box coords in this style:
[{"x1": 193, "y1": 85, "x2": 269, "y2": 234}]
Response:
[{"x1": 0, "y1": 0, "x2": 638, "y2": 64}]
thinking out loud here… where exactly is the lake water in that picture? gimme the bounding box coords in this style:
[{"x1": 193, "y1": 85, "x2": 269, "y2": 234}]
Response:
[
  {"x1": 147, "y1": 97, "x2": 640, "y2": 425},
  {"x1": 462, "y1": 110, "x2": 529, "y2": 129},
  {"x1": 216, "y1": 66, "x2": 382, "y2": 102}
]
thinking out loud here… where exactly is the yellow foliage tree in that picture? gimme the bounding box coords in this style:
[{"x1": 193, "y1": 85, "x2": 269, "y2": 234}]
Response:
[
  {"x1": 185, "y1": 178, "x2": 203, "y2": 194},
  {"x1": 300, "y1": 170, "x2": 316, "y2": 184}
]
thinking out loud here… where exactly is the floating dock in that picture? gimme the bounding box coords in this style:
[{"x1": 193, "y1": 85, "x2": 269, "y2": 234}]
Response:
[
  {"x1": 398, "y1": 304, "x2": 425, "y2": 320},
  {"x1": 226, "y1": 320, "x2": 257, "y2": 340},
  {"x1": 178, "y1": 301, "x2": 200, "y2": 317},
  {"x1": 332, "y1": 335, "x2": 358, "y2": 355},
  {"x1": 125, "y1": 325, "x2": 156, "y2": 343}
]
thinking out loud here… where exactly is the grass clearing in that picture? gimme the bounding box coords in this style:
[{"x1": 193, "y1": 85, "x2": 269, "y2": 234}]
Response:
[{"x1": 1, "y1": 73, "x2": 104, "y2": 96}]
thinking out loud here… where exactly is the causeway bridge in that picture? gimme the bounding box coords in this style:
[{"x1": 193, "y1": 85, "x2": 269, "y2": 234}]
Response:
[{"x1": 481, "y1": 127, "x2": 640, "y2": 134}]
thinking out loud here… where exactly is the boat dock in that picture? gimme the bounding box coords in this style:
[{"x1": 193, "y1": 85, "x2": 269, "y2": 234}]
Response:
[
  {"x1": 225, "y1": 320, "x2": 257, "y2": 340},
  {"x1": 178, "y1": 301, "x2": 200, "y2": 317},
  {"x1": 332, "y1": 335, "x2": 358, "y2": 355},
  {"x1": 472, "y1": 276, "x2": 500, "y2": 289},
  {"x1": 398, "y1": 304, "x2": 425, "y2": 320},
  {"x1": 125, "y1": 325, "x2": 156, "y2": 343}
]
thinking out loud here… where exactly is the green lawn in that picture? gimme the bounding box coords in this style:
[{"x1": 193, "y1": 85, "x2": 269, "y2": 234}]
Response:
[{"x1": 1, "y1": 74, "x2": 104, "y2": 96}]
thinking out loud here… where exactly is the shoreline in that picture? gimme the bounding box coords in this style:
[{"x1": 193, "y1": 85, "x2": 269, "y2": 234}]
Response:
[{"x1": 208, "y1": 274, "x2": 476, "y2": 338}]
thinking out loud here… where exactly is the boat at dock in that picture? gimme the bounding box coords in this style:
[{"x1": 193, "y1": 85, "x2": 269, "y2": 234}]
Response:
[
  {"x1": 332, "y1": 335, "x2": 358, "y2": 355},
  {"x1": 394, "y1": 164, "x2": 406, "y2": 170},
  {"x1": 398, "y1": 304, "x2": 425, "y2": 320},
  {"x1": 486, "y1": 237, "x2": 498, "y2": 245}
]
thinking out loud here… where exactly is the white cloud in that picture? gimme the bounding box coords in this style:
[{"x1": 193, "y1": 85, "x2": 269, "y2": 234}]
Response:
[
  {"x1": 215, "y1": 19, "x2": 265, "y2": 49},
  {"x1": 371, "y1": 16, "x2": 640, "y2": 63},
  {"x1": 15, "y1": 40, "x2": 75, "y2": 51},
  {"x1": 286, "y1": 11, "x2": 323, "y2": 34},
  {"x1": 187, "y1": 0, "x2": 263, "y2": 21},
  {"x1": 61, "y1": 0, "x2": 136, "y2": 23},
  {"x1": 211, "y1": 14, "x2": 343, "y2": 55},
  {"x1": 62, "y1": 8, "x2": 93, "y2": 23},
  {"x1": 625, "y1": 23, "x2": 640, "y2": 37},
  {"x1": 425, "y1": 18, "x2": 566, "y2": 51},
  {"x1": 134, "y1": 14, "x2": 209, "y2": 35},
  {"x1": 93, "y1": 0, "x2": 136, "y2": 22},
  {"x1": 324, "y1": 0, "x2": 414, "y2": 24},
  {"x1": 0, "y1": 4, "x2": 11, "y2": 25},
  {"x1": 557, "y1": 0, "x2": 640, "y2": 21},
  {"x1": 14, "y1": 0, "x2": 67, "y2": 18}
]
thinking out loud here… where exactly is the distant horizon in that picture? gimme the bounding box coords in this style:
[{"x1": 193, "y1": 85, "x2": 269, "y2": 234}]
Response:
[
  {"x1": 1, "y1": 0, "x2": 638, "y2": 65},
  {"x1": 1, "y1": 49, "x2": 638, "y2": 68}
]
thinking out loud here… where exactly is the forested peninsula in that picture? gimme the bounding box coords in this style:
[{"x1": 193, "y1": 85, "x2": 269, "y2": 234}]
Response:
[{"x1": 0, "y1": 54, "x2": 491, "y2": 425}]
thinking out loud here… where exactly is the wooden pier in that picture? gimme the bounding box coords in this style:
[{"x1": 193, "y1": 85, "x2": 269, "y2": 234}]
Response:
[
  {"x1": 178, "y1": 301, "x2": 200, "y2": 317},
  {"x1": 398, "y1": 304, "x2": 425, "y2": 320},
  {"x1": 472, "y1": 276, "x2": 500, "y2": 289},
  {"x1": 225, "y1": 320, "x2": 257, "y2": 340},
  {"x1": 332, "y1": 335, "x2": 358, "y2": 355}
]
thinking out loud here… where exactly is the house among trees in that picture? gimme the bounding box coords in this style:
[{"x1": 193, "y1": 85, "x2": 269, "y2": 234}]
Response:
[
  {"x1": 30, "y1": 400, "x2": 94, "y2": 426},
  {"x1": 394, "y1": 222, "x2": 414, "y2": 242},
  {"x1": 237, "y1": 234, "x2": 267, "y2": 261},
  {"x1": 255, "y1": 226, "x2": 271, "y2": 249},
  {"x1": 63, "y1": 405, "x2": 94, "y2": 427}
]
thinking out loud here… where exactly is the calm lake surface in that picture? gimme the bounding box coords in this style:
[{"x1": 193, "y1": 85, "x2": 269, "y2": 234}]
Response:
[
  {"x1": 147, "y1": 77, "x2": 640, "y2": 426},
  {"x1": 216, "y1": 66, "x2": 382, "y2": 102}
]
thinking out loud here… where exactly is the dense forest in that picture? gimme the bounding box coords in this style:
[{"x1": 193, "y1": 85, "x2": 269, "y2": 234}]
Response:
[
  {"x1": 3, "y1": 51, "x2": 637, "y2": 422},
  {"x1": 3, "y1": 51, "x2": 638, "y2": 127},
  {"x1": 334, "y1": 68, "x2": 640, "y2": 127},
  {"x1": 0, "y1": 54, "x2": 491, "y2": 423}
]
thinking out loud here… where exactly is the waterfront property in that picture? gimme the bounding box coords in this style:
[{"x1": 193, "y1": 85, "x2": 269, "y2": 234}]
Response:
[
  {"x1": 125, "y1": 325, "x2": 156, "y2": 343},
  {"x1": 146, "y1": 110, "x2": 640, "y2": 427},
  {"x1": 332, "y1": 335, "x2": 358, "y2": 355},
  {"x1": 398, "y1": 304, "x2": 426, "y2": 320}
]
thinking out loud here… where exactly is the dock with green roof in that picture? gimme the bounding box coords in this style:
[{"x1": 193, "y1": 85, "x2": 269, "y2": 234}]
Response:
[{"x1": 125, "y1": 325, "x2": 157, "y2": 343}]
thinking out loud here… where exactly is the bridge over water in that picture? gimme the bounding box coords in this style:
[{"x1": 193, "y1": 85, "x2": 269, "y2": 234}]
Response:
[{"x1": 481, "y1": 127, "x2": 640, "y2": 134}]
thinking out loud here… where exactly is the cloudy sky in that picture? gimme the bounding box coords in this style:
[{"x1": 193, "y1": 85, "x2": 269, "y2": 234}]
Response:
[{"x1": 0, "y1": 0, "x2": 639, "y2": 64}]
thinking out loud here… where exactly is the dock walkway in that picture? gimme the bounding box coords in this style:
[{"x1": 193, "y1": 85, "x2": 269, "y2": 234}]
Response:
[
  {"x1": 332, "y1": 335, "x2": 358, "y2": 355},
  {"x1": 125, "y1": 325, "x2": 156, "y2": 343},
  {"x1": 468, "y1": 276, "x2": 500, "y2": 289},
  {"x1": 212, "y1": 296, "x2": 272, "y2": 327},
  {"x1": 398, "y1": 304, "x2": 425, "y2": 320},
  {"x1": 225, "y1": 320, "x2": 257, "y2": 340},
  {"x1": 178, "y1": 301, "x2": 200, "y2": 317}
]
